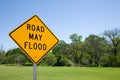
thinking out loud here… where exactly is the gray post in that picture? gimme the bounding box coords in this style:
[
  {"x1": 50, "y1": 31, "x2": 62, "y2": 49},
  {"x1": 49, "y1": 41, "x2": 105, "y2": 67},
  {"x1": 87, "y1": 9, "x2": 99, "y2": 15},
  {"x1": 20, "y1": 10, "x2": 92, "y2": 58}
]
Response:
[{"x1": 33, "y1": 63, "x2": 37, "y2": 80}]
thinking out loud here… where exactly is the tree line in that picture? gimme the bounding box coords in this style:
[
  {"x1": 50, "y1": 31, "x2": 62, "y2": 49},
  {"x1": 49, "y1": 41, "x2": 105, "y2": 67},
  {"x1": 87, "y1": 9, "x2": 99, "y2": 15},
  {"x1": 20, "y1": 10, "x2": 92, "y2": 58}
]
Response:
[{"x1": 0, "y1": 28, "x2": 120, "y2": 67}]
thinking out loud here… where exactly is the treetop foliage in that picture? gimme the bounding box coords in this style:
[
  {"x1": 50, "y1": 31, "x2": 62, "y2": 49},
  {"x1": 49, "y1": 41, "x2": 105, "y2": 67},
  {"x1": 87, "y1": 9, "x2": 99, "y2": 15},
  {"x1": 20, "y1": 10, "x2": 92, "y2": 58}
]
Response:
[{"x1": 0, "y1": 28, "x2": 120, "y2": 67}]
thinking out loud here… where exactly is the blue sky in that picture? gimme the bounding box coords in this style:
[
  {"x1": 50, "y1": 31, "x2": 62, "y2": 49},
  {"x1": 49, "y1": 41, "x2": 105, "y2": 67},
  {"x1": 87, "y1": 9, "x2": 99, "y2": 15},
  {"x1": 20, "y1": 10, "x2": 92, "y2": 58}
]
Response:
[{"x1": 0, "y1": 0, "x2": 120, "y2": 51}]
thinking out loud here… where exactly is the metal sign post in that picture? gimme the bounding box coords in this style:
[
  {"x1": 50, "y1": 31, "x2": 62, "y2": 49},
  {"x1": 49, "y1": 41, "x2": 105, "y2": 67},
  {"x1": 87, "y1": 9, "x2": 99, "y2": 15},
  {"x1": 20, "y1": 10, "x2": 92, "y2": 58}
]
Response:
[{"x1": 33, "y1": 63, "x2": 37, "y2": 80}]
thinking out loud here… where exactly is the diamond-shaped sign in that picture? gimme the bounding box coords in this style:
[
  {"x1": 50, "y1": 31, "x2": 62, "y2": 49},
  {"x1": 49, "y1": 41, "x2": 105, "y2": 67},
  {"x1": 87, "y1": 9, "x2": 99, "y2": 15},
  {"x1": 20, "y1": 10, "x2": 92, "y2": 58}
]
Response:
[{"x1": 9, "y1": 15, "x2": 59, "y2": 64}]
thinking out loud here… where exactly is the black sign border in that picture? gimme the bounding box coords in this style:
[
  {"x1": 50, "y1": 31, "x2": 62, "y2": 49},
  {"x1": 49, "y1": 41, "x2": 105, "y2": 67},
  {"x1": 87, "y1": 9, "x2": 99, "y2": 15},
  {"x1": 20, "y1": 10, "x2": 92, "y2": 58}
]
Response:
[{"x1": 9, "y1": 15, "x2": 59, "y2": 64}]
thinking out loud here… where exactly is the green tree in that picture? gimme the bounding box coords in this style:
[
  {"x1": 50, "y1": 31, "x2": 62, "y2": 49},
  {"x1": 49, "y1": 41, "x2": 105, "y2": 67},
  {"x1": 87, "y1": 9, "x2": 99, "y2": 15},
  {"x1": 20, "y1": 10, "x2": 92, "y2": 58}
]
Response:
[
  {"x1": 103, "y1": 28, "x2": 120, "y2": 66},
  {"x1": 53, "y1": 40, "x2": 71, "y2": 66},
  {"x1": 5, "y1": 48, "x2": 30, "y2": 65},
  {"x1": 70, "y1": 33, "x2": 82, "y2": 43},
  {"x1": 0, "y1": 45, "x2": 5, "y2": 64},
  {"x1": 53, "y1": 40, "x2": 67, "y2": 55},
  {"x1": 40, "y1": 52, "x2": 57, "y2": 66},
  {"x1": 69, "y1": 33, "x2": 83, "y2": 66},
  {"x1": 84, "y1": 34, "x2": 107, "y2": 66}
]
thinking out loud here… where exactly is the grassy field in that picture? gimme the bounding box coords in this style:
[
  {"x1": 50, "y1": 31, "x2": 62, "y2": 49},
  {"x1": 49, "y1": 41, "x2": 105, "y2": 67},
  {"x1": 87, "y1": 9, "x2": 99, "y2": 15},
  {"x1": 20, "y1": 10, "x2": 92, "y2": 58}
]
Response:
[{"x1": 0, "y1": 65, "x2": 120, "y2": 80}]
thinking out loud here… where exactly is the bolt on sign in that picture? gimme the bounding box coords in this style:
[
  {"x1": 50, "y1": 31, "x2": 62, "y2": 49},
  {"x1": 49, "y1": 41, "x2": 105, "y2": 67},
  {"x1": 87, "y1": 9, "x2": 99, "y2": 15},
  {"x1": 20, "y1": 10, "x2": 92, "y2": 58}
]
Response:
[{"x1": 9, "y1": 15, "x2": 59, "y2": 64}]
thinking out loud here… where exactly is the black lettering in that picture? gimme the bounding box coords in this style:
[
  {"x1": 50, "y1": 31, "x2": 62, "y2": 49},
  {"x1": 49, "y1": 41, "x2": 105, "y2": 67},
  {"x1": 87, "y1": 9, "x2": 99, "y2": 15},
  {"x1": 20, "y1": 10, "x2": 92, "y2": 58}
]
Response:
[
  {"x1": 34, "y1": 34, "x2": 38, "y2": 40},
  {"x1": 43, "y1": 44, "x2": 47, "y2": 50},
  {"x1": 29, "y1": 33, "x2": 34, "y2": 40},
  {"x1": 32, "y1": 25, "x2": 35, "y2": 31},
  {"x1": 29, "y1": 33, "x2": 42, "y2": 41},
  {"x1": 27, "y1": 24, "x2": 45, "y2": 32},
  {"x1": 29, "y1": 42, "x2": 32, "y2": 49},
  {"x1": 38, "y1": 43, "x2": 42, "y2": 50},
  {"x1": 27, "y1": 24, "x2": 31, "y2": 30},
  {"x1": 24, "y1": 42, "x2": 28, "y2": 48},
  {"x1": 39, "y1": 35, "x2": 42, "y2": 41},
  {"x1": 41, "y1": 26, "x2": 44, "y2": 32},
  {"x1": 24, "y1": 42, "x2": 47, "y2": 50},
  {"x1": 36, "y1": 26, "x2": 40, "y2": 32},
  {"x1": 33, "y1": 43, "x2": 37, "y2": 50}
]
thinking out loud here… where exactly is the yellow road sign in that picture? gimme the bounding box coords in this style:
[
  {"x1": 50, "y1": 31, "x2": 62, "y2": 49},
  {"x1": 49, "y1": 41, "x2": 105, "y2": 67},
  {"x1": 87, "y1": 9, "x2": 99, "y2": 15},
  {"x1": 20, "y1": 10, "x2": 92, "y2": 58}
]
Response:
[{"x1": 9, "y1": 15, "x2": 59, "y2": 64}]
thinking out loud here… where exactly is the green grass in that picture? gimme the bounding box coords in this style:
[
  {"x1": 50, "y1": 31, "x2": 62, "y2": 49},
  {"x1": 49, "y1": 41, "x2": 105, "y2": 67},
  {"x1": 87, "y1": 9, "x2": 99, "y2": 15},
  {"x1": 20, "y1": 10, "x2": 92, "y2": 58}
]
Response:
[{"x1": 0, "y1": 65, "x2": 120, "y2": 80}]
